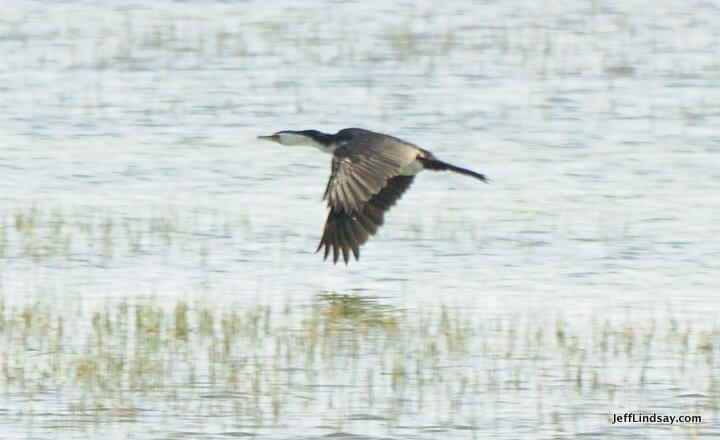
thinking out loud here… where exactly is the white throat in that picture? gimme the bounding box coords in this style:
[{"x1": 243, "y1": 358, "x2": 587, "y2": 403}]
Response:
[{"x1": 277, "y1": 133, "x2": 337, "y2": 154}]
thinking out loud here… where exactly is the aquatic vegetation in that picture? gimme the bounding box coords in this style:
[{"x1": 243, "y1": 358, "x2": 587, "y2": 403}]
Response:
[
  {"x1": 0, "y1": 296, "x2": 717, "y2": 438},
  {"x1": 0, "y1": 206, "x2": 251, "y2": 264}
]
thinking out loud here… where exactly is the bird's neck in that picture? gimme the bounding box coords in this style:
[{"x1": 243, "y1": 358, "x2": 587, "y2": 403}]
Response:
[
  {"x1": 299, "y1": 137, "x2": 338, "y2": 154},
  {"x1": 283, "y1": 132, "x2": 338, "y2": 154},
  {"x1": 304, "y1": 132, "x2": 337, "y2": 154},
  {"x1": 316, "y1": 142, "x2": 340, "y2": 154}
]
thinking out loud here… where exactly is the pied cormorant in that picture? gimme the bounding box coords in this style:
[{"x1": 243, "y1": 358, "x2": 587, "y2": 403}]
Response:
[{"x1": 257, "y1": 128, "x2": 488, "y2": 264}]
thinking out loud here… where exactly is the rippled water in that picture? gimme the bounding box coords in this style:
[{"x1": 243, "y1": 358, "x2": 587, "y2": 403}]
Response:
[{"x1": 1, "y1": 1, "x2": 719, "y2": 438}]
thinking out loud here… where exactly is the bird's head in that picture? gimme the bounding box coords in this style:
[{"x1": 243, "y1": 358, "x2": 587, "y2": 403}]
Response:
[{"x1": 257, "y1": 130, "x2": 335, "y2": 152}]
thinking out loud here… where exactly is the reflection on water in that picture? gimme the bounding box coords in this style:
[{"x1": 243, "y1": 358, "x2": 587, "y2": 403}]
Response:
[{"x1": 1, "y1": 0, "x2": 720, "y2": 438}]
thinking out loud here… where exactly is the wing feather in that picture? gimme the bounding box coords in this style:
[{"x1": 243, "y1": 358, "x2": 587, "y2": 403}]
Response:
[
  {"x1": 323, "y1": 134, "x2": 418, "y2": 213},
  {"x1": 316, "y1": 129, "x2": 421, "y2": 264},
  {"x1": 317, "y1": 175, "x2": 415, "y2": 264}
]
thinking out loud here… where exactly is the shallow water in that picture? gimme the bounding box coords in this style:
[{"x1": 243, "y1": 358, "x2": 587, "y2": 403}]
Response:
[{"x1": 1, "y1": 0, "x2": 719, "y2": 438}]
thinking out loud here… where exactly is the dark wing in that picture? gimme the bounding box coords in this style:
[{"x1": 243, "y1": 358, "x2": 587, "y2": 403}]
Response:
[
  {"x1": 317, "y1": 133, "x2": 420, "y2": 264},
  {"x1": 317, "y1": 175, "x2": 415, "y2": 264},
  {"x1": 322, "y1": 142, "x2": 416, "y2": 213}
]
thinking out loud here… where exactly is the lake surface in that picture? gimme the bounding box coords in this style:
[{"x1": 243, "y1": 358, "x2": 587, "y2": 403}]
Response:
[{"x1": 1, "y1": 1, "x2": 719, "y2": 438}]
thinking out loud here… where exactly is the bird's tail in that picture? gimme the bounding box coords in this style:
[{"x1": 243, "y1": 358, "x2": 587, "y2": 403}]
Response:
[{"x1": 419, "y1": 158, "x2": 489, "y2": 183}]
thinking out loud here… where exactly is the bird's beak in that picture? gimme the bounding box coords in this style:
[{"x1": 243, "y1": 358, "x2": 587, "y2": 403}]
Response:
[{"x1": 257, "y1": 134, "x2": 279, "y2": 143}]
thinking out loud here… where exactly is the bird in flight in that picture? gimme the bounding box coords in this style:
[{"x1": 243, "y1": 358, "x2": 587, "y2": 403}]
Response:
[{"x1": 257, "y1": 128, "x2": 488, "y2": 264}]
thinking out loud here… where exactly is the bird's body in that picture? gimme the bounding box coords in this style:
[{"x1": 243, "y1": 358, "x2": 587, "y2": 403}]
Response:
[{"x1": 257, "y1": 128, "x2": 488, "y2": 264}]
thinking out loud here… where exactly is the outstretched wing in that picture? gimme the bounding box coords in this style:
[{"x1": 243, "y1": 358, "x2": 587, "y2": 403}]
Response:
[
  {"x1": 322, "y1": 138, "x2": 417, "y2": 213},
  {"x1": 317, "y1": 175, "x2": 415, "y2": 264},
  {"x1": 316, "y1": 130, "x2": 420, "y2": 264}
]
